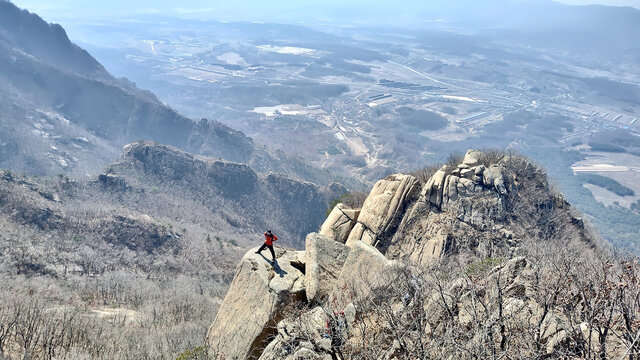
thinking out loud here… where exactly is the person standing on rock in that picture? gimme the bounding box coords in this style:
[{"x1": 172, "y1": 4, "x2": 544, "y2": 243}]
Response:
[{"x1": 256, "y1": 230, "x2": 278, "y2": 262}]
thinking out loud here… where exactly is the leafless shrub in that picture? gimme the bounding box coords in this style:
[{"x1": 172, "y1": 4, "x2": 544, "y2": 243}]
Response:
[
  {"x1": 476, "y1": 148, "x2": 508, "y2": 167},
  {"x1": 0, "y1": 270, "x2": 221, "y2": 360},
  {"x1": 409, "y1": 164, "x2": 440, "y2": 184},
  {"x1": 342, "y1": 191, "x2": 368, "y2": 209},
  {"x1": 445, "y1": 153, "x2": 464, "y2": 171},
  {"x1": 322, "y1": 231, "x2": 640, "y2": 360}
]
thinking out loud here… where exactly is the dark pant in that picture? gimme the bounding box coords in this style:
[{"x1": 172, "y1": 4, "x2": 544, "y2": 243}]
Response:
[{"x1": 257, "y1": 243, "x2": 275, "y2": 260}]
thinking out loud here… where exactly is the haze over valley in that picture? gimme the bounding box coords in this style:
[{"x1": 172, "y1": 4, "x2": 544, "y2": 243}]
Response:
[
  {"x1": 1, "y1": 1, "x2": 640, "y2": 359},
  {"x1": 18, "y1": 0, "x2": 640, "y2": 249}
]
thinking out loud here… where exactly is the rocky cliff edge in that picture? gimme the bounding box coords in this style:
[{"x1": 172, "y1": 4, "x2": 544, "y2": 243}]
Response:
[{"x1": 206, "y1": 150, "x2": 616, "y2": 360}]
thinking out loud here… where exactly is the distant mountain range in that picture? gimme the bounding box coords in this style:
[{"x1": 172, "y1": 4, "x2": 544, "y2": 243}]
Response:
[
  {"x1": 419, "y1": 0, "x2": 640, "y2": 56},
  {"x1": 0, "y1": 1, "x2": 354, "y2": 187},
  {"x1": 10, "y1": 0, "x2": 640, "y2": 57}
]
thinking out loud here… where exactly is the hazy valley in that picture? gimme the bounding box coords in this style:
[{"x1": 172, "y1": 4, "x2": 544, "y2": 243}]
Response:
[
  {"x1": 54, "y1": 6, "x2": 640, "y2": 251},
  {"x1": 1, "y1": 0, "x2": 640, "y2": 359}
]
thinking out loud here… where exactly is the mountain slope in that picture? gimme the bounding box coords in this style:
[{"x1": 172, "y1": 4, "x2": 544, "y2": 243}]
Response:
[
  {"x1": 0, "y1": 1, "x2": 356, "y2": 188},
  {"x1": 0, "y1": 1, "x2": 106, "y2": 78},
  {"x1": 0, "y1": 1, "x2": 221, "y2": 174}
]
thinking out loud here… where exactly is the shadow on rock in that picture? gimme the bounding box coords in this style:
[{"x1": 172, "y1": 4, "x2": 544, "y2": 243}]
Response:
[
  {"x1": 257, "y1": 253, "x2": 288, "y2": 277},
  {"x1": 272, "y1": 260, "x2": 288, "y2": 278}
]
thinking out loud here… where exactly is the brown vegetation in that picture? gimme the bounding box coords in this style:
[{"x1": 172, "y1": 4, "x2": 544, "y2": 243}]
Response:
[
  {"x1": 255, "y1": 237, "x2": 639, "y2": 359},
  {"x1": 333, "y1": 239, "x2": 640, "y2": 359},
  {"x1": 0, "y1": 274, "x2": 218, "y2": 359},
  {"x1": 0, "y1": 169, "x2": 239, "y2": 359}
]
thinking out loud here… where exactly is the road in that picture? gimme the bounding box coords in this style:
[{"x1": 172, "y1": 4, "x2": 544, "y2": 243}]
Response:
[
  {"x1": 142, "y1": 40, "x2": 158, "y2": 55},
  {"x1": 387, "y1": 60, "x2": 529, "y2": 106}
]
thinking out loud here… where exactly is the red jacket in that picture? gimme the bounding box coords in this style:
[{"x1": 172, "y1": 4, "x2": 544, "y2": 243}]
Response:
[{"x1": 264, "y1": 232, "x2": 278, "y2": 246}]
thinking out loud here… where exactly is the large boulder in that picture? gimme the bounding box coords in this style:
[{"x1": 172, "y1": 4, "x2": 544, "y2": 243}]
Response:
[
  {"x1": 305, "y1": 233, "x2": 351, "y2": 303},
  {"x1": 422, "y1": 167, "x2": 448, "y2": 208},
  {"x1": 206, "y1": 248, "x2": 306, "y2": 360},
  {"x1": 318, "y1": 151, "x2": 517, "y2": 264},
  {"x1": 462, "y1": 149, "x2": 483, "y2": 166},
  {"x1": 329, "y1": 241, "x2": 401, "y2": 309},
  {"x1": 483, "y1": 165, "x2": 509, "y2": 195},
  {"x1": 319, "y1": 203, "x2": 360, "y2": 244},
  {"x1": 386, "y1": 212, "x2": 459, "y2": 265},
  {"x1": 442, "y1": 174, "x2": 507, "y2": 229},
  {"x1": 345, "y1": 174, "x2": 419, "y2": 247}
]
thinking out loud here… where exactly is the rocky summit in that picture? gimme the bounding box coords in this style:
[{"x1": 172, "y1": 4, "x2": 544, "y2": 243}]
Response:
[{"x1": 205, "y1": 150, "x2": 636, "y2": 360}]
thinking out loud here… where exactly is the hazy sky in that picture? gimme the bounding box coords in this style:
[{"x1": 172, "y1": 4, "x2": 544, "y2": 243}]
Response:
[
  {"x1": 9, "y1": 0, "x2": 640, "y2": 25},
  {"x1": 11, "y1": 0, "x2": 640, "y2": 16},
  {"x1": 560, "y1": 0, "x2": 640, "y2": 6}
]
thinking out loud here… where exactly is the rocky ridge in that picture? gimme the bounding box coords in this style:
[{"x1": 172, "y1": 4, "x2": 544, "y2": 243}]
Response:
[
  {"x1": 106, "y1": 141, "x2": 345, "y2": 243},
  {"x1": 0, "y1": 141, "x2": 343, "y2": 281},
  {"x1": 206, "y1": 150, "x2": 620, "y2": 360}
]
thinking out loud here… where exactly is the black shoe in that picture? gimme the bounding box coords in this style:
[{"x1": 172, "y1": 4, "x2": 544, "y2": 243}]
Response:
[{"x1": 255, "y1": 251, "x2": 261, "y2": 254}]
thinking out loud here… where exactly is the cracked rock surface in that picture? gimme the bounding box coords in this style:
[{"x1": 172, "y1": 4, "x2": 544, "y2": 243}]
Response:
[
  {"x1": 319, "y1": 149, "x2": 561, "y2": 266},
  {"x1": 305, "y1": 233, "x2": 350, "y2": 303},
  {"x1": 345, "y1": 174, "x2": 419, "y2": 247},
  {"x1": 206, "y1": 248, "x2": 306, "y2": 360},
  {"x1": 319, "y1": 203, "x2": 359, "y2": 244}
]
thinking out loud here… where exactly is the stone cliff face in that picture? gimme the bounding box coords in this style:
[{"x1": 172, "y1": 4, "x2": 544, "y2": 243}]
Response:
[
  {"x1": 320, "y1": 150, "x2": 579, "y2": 266},
  {"x1": 108, "y1": 142, "x2": 345, "y2": 243},
  {"x1": 206, "y1": 150, "x2": 599, "y2": 359},
  {"x1": 207, "y1": 248, "x2": 306, "y2": 360},
  {"x1": 188, "y1": 119, "x2": 256, "y2": 164}
]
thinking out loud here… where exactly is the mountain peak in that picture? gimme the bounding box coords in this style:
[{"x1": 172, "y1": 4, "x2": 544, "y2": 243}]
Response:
[
  {"x1": 207, "y1": 149, "x2": 600, "y2": 359},
  {"x1": 0, "y1": 1, "x2": 107, "y2": 77}
]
